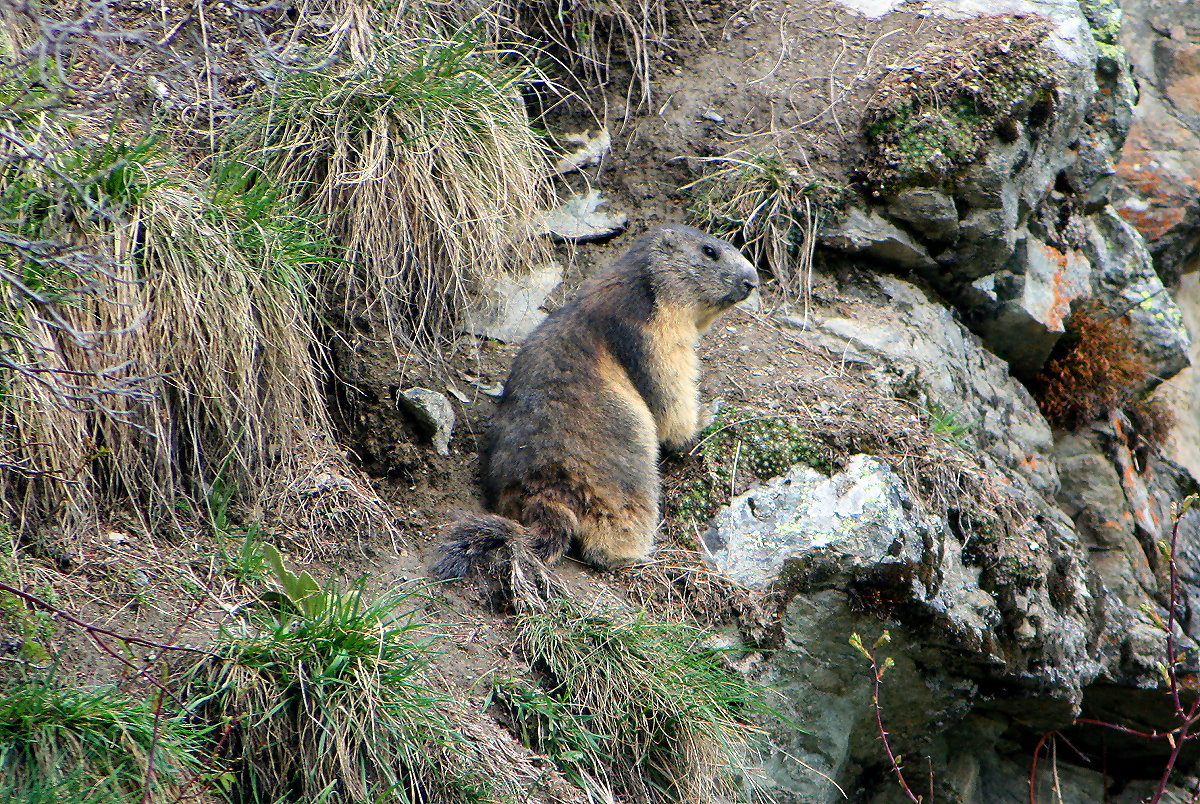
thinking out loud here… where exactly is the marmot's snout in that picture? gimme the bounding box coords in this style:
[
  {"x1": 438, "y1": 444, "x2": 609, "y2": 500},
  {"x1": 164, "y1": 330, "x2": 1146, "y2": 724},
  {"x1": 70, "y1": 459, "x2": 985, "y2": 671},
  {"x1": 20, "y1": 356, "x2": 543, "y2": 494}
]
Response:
[{"x1": 724, "y1": 262, "x2": 759, "y2": 305}]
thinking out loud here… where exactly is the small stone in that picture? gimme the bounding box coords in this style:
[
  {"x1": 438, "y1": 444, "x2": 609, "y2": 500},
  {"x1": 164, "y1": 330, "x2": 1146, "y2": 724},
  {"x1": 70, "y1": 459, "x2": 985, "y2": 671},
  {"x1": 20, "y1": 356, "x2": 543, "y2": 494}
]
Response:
[
  {"x1": 462, "y1": 262, "x2": 562, "y2": 344},
  {"x1": 553, "y1": 129, "x2": 611, "y2": 175},
  {"x1": 542, "y1": 190, "x2": 628, "y2": 243},
  {"x1": 397, "y1": 388, "x2": 456, "y2": 457},
  {"x1": 147, "y1": 76, "x2": 170, "y2": 100},
  {"x1": 700, "y1": 109, "x2": 725, "y2": 123}
]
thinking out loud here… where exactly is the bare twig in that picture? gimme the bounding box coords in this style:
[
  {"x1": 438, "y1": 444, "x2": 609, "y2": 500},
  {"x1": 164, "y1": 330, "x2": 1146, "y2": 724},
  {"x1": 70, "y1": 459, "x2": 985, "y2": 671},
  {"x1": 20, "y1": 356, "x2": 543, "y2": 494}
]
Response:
[{"x1": 850, "y1": 630, "x2": 926, "y2": 803}]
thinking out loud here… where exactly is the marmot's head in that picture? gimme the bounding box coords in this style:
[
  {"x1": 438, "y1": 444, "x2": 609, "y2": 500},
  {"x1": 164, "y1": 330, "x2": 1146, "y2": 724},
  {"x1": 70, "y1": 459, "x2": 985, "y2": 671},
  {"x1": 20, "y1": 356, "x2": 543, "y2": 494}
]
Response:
[{"x1": 643, "y1": 225, "x2": 758, "y2": 325}]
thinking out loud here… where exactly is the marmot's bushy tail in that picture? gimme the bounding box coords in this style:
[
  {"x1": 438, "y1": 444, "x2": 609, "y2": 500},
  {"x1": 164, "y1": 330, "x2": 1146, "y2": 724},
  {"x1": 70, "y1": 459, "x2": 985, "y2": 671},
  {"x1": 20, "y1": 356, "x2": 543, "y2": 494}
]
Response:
[
  {"x1": 432, "y1": 497, "x2": 579, "y2": 581},
  {"x1": 431, "y1": 514, "x2": 528, "y2": 580},
  {"x1": 431, "y1": 511, "x2": 572, "y2": 611}
]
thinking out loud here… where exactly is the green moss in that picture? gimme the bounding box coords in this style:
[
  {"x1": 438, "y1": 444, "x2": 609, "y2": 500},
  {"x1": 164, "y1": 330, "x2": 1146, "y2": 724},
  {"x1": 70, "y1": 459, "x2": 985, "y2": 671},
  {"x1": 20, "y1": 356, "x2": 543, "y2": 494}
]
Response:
[
  {"x1": 1080, "y1": 0, "x2": 1122, "y2": 44},
  {"x1": 863, "y1": 21, "x2": 1056, "y2": 193},
  {"x1": 667, "y1": 411, "x2": 830, "y2": 525},
  {"x1": 670, "y1": 477, "x2": 722, "y2": 525}
]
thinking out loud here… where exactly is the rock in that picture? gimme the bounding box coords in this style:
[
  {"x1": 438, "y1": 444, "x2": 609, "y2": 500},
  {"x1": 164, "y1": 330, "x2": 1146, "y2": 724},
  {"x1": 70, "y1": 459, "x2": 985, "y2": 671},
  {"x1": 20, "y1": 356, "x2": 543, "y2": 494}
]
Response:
[
  {"x1": 1054, "y1": 430, "x2": 1157, "y2": 610},
  {"x1": 1114, "y1": 0, "x2": 1200, "y2": 279},
  {"x1": 703, "y1": 455, "x2": 1099, "y2": 803},
  {"x1": 1156, "y1": 273, "x2": 1200, "y2": 478},
  {"x1": 541, "y1": 190, "x2": 628, "y2": 243},
  {"x1": 1079, "y1": 207, "x2": 1192, "y2": 384},
  {"x1": 946, "y1": 205, "x2": 1022, "y2": 281},
  {"x1": 552, "y1": 129, "x2": 611, "y2": 175},
  {"x1": 397, "y1": 388, "x2": 455, "y2": 456},
  {"x1": 702, "y1": 455, "x2": 939, "y2": 590},
  {"x1": 960, "y1": 235, "x2": 1092, "y2": 379},
  {"x1": 883, "y1": 187, "x2": 959, "y2": 243},
  {"x1": 461, "y1": 262, "x2": 562, "y2": 344},
  {"x1": 805, "y1": 274, "x2": 1060, "y2": 497},
  {"x1": 819, "y1": 208, "x2": 936, "y2": 270}
]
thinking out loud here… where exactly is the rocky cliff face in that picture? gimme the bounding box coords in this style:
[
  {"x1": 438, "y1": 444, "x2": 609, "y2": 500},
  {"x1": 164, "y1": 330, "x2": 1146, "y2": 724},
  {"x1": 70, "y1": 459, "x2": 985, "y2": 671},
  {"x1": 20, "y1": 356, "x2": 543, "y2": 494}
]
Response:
[{"x1": 609, "y1": 1, "x2": 1200, "y2": 800}]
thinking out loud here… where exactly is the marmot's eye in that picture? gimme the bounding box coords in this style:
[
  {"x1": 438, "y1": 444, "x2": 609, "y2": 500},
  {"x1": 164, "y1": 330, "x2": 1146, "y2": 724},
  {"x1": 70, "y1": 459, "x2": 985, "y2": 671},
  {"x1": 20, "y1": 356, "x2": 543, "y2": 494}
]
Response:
[{"x1": 702, "y1": 244, "x2": 719, "y2": 260}]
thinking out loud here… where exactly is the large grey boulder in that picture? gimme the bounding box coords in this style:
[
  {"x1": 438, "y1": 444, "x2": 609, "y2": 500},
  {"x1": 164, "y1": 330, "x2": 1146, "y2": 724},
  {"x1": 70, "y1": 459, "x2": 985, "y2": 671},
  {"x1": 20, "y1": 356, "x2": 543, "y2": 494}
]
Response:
[{"x1": 702, "y1": 456, "x2": 1098, "y2": 803}]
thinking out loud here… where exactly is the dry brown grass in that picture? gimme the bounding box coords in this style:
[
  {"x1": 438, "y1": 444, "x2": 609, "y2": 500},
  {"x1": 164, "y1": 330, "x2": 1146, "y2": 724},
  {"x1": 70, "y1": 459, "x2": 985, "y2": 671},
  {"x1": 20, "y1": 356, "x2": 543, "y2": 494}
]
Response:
[
  {"x1": 0, "y1": 119, "x2": 393, "y2": 547},
  {"x1": 241, "y1": 2, "x2": 555, "y2": 350},
  {"x1": 501, "y1": 0, "x2": 671, "y2": 104},
  {"x1": 1031, "y1": 303, "x2": 1171, "y2": 441},
  {"x1": 684, "y1": 150, "x2": 842, "y2": 305}
]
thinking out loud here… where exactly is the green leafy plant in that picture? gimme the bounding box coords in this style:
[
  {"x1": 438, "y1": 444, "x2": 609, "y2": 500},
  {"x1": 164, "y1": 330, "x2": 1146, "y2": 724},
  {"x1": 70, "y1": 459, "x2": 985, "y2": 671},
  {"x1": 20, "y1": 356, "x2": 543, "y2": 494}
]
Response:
[{"x1": 922, "y1": 403, "x2": 973, "y2": 450}]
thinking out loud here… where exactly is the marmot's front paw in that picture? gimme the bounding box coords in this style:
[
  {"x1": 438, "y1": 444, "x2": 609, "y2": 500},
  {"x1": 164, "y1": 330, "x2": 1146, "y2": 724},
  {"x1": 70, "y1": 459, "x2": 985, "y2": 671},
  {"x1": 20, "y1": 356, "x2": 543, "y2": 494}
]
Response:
[
  {"x1": 662, "y1": 437, "x2": 695, "y2": 454},
  {"x1": 698, "y1": 396, "x2": 723, "y2": 431}
]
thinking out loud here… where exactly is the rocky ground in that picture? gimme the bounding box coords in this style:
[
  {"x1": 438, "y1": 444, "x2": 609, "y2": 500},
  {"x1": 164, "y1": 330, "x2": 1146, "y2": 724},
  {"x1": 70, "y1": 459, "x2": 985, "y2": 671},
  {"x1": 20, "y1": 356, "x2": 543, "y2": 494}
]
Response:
[{"x1": 11, "y1": 0, "x2": 1200, "y2": 802}]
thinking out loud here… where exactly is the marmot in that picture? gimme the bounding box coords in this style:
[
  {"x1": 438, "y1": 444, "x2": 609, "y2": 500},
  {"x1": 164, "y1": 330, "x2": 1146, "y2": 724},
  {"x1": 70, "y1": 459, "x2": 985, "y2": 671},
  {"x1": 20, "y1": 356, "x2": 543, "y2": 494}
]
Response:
[{"x1": 432, "y1": 225, "x2": 757, "y2": 580}]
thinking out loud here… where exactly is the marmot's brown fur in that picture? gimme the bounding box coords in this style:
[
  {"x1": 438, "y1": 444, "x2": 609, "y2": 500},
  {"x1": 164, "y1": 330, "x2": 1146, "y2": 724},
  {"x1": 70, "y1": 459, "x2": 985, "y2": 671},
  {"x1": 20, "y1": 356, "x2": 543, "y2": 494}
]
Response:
[{"x1": 432, "y1": 225, "x2": 757, "y2": 579}]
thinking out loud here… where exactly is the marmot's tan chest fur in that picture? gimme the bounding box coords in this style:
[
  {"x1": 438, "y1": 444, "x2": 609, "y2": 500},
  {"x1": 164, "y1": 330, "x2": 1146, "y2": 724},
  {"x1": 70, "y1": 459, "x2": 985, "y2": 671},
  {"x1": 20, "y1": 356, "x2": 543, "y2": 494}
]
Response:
[{"x1": 433, "y1": 225, "x2": 757, "y2": 579}]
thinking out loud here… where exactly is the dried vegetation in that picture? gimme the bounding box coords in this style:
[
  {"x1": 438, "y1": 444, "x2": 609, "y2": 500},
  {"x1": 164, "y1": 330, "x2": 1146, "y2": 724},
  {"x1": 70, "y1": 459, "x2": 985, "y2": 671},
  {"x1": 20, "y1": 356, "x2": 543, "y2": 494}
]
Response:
[
  {"x1": 685, "y1": 151, "x2": 843, "y2": 303},
  {"x1": 1031, "y1": 302, "x2": 1174, "y2": 444},
  {"x1": 239, "y1": 4, "x2": 555, "y2": 347}
]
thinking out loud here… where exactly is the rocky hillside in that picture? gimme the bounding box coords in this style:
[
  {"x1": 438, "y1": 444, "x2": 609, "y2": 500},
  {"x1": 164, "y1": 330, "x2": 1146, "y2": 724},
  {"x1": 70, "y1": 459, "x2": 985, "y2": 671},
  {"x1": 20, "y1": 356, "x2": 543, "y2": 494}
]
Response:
[{"x1": 4, "y1": 0, "x2": 1200, "y2": 803}]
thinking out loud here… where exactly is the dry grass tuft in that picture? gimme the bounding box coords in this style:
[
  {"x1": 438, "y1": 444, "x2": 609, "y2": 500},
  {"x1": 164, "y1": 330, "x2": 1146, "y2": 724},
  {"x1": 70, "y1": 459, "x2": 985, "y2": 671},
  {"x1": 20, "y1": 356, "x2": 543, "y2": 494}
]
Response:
[
  {"x1": 501, "y1": 0, "x2": 671, "y2": 103},
  {"x1": 0, "y1": 112, "x2": 394, "y2": 545},
  {"x1": 684, "y1": 150, "x2": 842, "y2": 304},
  {"x1": 1031, "y1": 302, "x2": 1172, "y2": 445},
  {"x1": 618, "y1": 546, "x2": 777, "y2": 638},
  {"x1": 516, "y1": 597, "x2": 764, "y2": 803},
  {"x1": 241, "y1": 6, "x2": 555, "y2": 349}
]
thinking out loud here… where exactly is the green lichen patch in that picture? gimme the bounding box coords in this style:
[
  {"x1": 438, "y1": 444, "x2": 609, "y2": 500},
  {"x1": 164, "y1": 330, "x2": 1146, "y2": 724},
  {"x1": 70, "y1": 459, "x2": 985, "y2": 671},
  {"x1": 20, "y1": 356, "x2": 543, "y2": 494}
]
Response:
[
  {"x1": 1080, "y1": 0, "x2": 1122, "y2": 45},
  {"x1": 862, "y1": 15, "x2": 1057, "y2": 193},
  {"x1": 665, "y1": 411, "x2": 831, "y2": 525}
]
